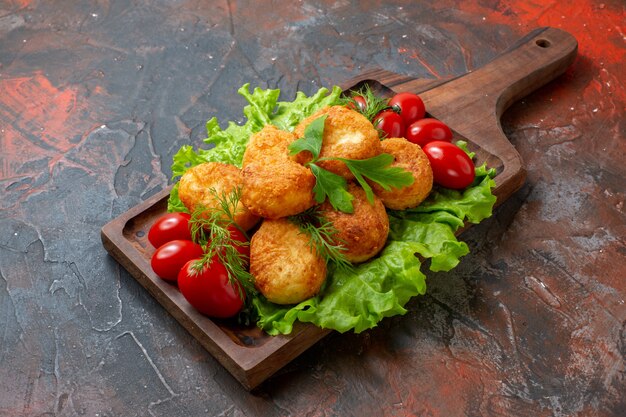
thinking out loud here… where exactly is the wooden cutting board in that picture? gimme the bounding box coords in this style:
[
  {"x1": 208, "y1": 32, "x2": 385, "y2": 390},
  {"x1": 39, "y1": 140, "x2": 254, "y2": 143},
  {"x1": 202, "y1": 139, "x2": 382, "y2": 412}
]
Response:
[{"x1": 101, "y1": 27, "x2": 577, "y2": 390}]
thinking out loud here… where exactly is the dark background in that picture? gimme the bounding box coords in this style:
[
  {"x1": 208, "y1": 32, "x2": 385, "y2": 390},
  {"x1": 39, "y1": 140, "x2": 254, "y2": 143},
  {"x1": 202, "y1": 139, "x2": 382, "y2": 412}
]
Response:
[{"x1": 1, "y1": 1, "x2": 624, "y2": 416}]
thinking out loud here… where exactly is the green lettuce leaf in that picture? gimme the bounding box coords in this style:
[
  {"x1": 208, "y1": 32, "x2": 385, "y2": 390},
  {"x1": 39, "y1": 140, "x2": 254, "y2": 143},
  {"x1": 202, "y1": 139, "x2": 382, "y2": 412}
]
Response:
[
  {"x1": 167, "y1": 183, "x2": 187, "y2": 213},
  {"x1": 404, "y1": 163, "x2": 497, "y2": 224},
  {"x1": 254, "y1": 241, "x2": 426, "y2": 335}
]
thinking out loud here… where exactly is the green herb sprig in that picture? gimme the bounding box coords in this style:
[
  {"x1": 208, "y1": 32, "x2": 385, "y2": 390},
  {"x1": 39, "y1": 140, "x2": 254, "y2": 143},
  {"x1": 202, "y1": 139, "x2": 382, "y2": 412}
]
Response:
[
  {"x1": 289, "y1": 116, "x2": 414, "y2": 213},
  {"x1": 189, "y1": 187, "x2": 256, "y2": 300},
  {"x1": 288, "y1": 206, "x2": 353, "y2": 273},
  {"x1": 340, "y1": 84, "x2": 391, "y2": 123}
]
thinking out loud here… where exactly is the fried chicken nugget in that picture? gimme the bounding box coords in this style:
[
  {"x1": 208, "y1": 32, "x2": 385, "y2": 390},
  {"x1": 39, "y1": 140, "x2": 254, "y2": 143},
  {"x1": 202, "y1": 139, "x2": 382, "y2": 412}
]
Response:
[
  {"x1": 370, "y1": 138, "x2": 433, "y2": 210},
  {"x1": 320, "y1": 183, "x2": 389, "y2": 263},
  {"x1": 178, "y1": 162, "x2": 259, "y2": 231},
  {"x1": 293, "y1": 106, "x2": 381, "y2": 179},
  {"x1": 241, "y1": 125, "x2": 316, "y2": 219},
  {"x1": 251, "y1": 218, "x2": 327, "y2": 305},
  {"x1": 242, "y1": 124, "x2": 294, "y2": 165}
]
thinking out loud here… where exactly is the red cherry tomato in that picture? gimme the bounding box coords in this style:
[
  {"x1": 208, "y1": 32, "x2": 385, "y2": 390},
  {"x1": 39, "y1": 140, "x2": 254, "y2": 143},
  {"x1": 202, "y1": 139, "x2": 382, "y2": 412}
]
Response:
[
  {"x1": 374, "y1": 110, "x2": 405, "y2": 138},
  {"x1": 227, "y1": 226, "x2": 250, "y2": 259},
  {"x1": 207, "y1": 226, "x2": 249, "y2": 260},
  {"x1": 151, "y1": 240, "x2": 204, "y2": 281},
  {"x1": 422, "y1": 141, "x2": 475, "y2": 189},
  {"x1": 178, "y1": 257, "x2": 244, "y2": 318},
  {"x1": 347, "y1": 95, "x2": 367, "y2": 112},
  {"x1": 405, "y1": 118, "x2": 453, "y2": 147},
  {"x1": 148, "y1": 212, "x2": 192, "y2": 248},
  {"x1": 389, "y1": 93, "x2": 425, "y2": 125}
]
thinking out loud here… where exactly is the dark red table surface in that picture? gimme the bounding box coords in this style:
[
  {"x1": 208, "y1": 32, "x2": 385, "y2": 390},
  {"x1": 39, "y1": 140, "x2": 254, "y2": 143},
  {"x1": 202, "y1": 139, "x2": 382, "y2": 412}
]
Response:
[{"x1": 1, "y1": 1, "x2": 624, "y2": 416}]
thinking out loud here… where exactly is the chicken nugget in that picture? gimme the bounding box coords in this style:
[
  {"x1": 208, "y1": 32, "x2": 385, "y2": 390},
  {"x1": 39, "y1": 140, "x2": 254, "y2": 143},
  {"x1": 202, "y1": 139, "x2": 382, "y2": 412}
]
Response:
[
  {"x1": 251, "y1": 218, "x2": 327, "y2": 305},
  {"x1": 242, "y1": 159, "x2": 316, "y2": 219},
  {"x1": 178, "y1": 162, "x2": 259, "y2": 231},
  {"x1": 241, "y1": 125, "x2": 316, "y2": 219},
  {"x1": 370, "y1": 138, "x2": 433, "y2": 210},
  {"x1": 293, "y1": 106, "x2": 381, "y2": 179},
  {"x1": 320, "y1": 183, "x2": 389, "y2": 263},
  {"x1": 242, "y1": 124, "x2": 295, "y2": 166}
]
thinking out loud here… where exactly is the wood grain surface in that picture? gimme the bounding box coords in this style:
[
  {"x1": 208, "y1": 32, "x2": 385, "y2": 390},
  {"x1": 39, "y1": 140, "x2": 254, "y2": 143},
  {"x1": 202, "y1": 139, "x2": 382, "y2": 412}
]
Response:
[{"x1": 1, "y1": 1, "x2": 624, "y2": 416}]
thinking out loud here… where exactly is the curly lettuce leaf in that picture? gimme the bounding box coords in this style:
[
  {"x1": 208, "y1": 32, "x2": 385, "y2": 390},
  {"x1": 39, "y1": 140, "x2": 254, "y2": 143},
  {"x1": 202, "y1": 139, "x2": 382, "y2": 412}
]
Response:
[
  {"x1": 405, "y1": 163, "x2": 497, "y2": 224},
  {"x1": 167, "y1": 183, "x2": 187, "y2": 213},
  {"x1": 254, "y1": 241, "x2": 426, "y2": 335},
  {"x1": 241, "y1": 85, "x2": 343, "y2": 132}
]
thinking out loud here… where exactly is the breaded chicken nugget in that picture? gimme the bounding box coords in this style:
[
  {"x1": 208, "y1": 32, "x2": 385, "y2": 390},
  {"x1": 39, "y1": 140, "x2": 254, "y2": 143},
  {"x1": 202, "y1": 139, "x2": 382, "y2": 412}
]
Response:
[
  {"x1": 242, "y1": 160, "x2": 316, "y2": 219},
  {"x1": 241, "y1": 125, "x2": 316, "y2": 219},
  {"x1": 178, "y1": 162, "x2": 259, "y2": 231},
  {"x1": 293, "y1": 106, "x2": 381, "y2": 179},
  {"x1": 251, "y1": 218, "x2": 327, "y2": 305},
  {"x1": 370, "y1": 138, "x2": 433, "y2": 210},
  {"x1": 320, "y1": 183, "x2": 389, "y2": 263},
  {"x1": 242, "y1": 124, "x2": 294, "y2": 166}
]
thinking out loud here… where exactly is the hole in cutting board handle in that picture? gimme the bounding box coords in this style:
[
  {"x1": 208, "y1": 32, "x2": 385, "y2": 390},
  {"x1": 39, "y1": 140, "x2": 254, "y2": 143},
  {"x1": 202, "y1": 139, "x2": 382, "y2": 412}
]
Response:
[{"x1": 535, "y1": 39, "x2": 551, "y2": 48}]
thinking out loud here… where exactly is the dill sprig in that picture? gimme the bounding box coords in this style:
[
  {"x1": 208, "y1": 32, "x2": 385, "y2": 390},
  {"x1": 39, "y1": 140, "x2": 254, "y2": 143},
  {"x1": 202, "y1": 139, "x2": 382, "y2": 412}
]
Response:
[
  {"x1": 189, "y1": 187, "x2": 257, "y2": 300},
  {"x1": 340, "y1": 84, "x2": 391, "y2": 123},
  {"x1": 288, "y1": 207, "x2": 353, "y2": 273}
]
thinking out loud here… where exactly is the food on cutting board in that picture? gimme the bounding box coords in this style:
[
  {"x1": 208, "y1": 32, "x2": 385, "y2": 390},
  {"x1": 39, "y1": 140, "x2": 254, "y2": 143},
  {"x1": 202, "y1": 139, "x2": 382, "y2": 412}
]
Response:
[
  {"x1": 164, "y1": 105, "x2": 416, "y2": 303},
  {"x1": 147, "y1": 84, "x2": 497, "y2": 335}
]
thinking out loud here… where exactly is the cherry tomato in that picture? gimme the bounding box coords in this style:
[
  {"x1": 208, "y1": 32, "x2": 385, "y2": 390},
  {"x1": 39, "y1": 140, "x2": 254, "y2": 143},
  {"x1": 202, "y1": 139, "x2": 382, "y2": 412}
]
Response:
[
  {"x1": 374, "y1": 110, "x2": 405, "y2": 138},
  {"x1": 404, "y1": 117, "x2": 452, "y2": 147},
  {"x1": 347, "y1": 95, "x2": 367, "y2": 112},
  {"x1": 389, "y1": 93, "x2": 425, "y2": 125},
  {"x1": 227, "y1": 226, "x2": 250, "y2": 259},
  {"x1": 422, "y1": 141, "x2": 475, "y2": 189},
  {"x1": 207, "y1": 226, "x2": 249, "y2": 260},
  {"x1": 178, "y1": 257, "x2": 244, "y2": 318},
  {"x1": 151, "y1": 240, "x2": 204, "y2": 281},
  {"x1": 148, "y1": 212, "x2": 192, "y2": 248},
  {"x1": 405, "y1": 118, "x2": 453, "y2": 147}
]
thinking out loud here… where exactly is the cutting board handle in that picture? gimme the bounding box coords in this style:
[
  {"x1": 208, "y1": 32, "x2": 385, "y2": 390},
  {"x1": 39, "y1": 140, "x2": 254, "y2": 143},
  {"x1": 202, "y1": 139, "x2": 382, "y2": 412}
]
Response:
[
  {"x1": 386, "y1": 27, "x2": 578, "y2": 203},
  {"x1": 442, "y1": 27, "x2": 579, "y2": 117}
]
